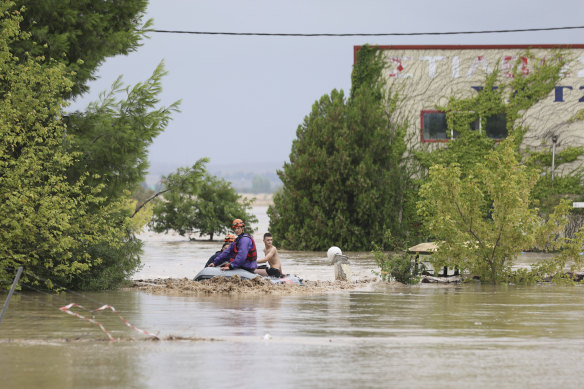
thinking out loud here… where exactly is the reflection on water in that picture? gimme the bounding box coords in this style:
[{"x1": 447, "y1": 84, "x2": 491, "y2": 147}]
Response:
[{"x1": 2, "y1": 207, "x2": 584, "y2": 388}]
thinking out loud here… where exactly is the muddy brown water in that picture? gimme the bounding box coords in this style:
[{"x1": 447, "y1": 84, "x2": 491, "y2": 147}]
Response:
[{"x1": 2, "y1": 206, "x2": 584, "y2": 388}]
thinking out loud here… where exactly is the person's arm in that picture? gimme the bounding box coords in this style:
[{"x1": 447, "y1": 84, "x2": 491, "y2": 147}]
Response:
[
  {"x1": 257, "y1": 247, "x2": 276, "y2": 264},
  {"x1": 206, "y1": 252, "x2": 220, "y2": 267},
  {"x1": 213, "y1": 243, "x2": 234, "y2": 266},
  {"x1": 229, "y1": 237, "x2": 251, "y2": 269}
]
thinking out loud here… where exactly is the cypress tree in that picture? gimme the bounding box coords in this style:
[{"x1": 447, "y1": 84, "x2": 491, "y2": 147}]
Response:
[{"x1": 268, "y1": 45, "x2": 419, "y2": 251}]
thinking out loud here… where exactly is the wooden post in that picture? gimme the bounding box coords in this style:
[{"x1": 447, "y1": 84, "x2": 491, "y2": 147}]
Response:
[
  {"x1": 0, "y1": 267, "x2": 23, "y2": 325},
  {"x1": 414, "y1": 254, "x2": 419, "y2": 273}
]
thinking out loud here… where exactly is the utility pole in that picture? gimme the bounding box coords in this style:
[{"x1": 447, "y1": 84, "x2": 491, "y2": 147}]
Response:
[{"x1": 551, "y1": 135, "x2": 558, "y2": 184}]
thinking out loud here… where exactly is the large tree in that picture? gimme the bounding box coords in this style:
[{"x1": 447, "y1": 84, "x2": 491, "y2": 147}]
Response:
[
  {"x1": 0, "y1": 2, "x2": 128, "y2": 290},
  {"x1": 150, "y1": 159, "x2": 258, "y2": 240},
  {"x1": 418, "y1": 138, "x2": 584, "y2": 284},
  {"x1": 418, "y1": 139, "x2": 541, "y2": 283},
  {"x1": 268, "y1": 45, "x2": 420, "y2": 251},
  {"x1": 0, "y1": 0, "x2": 177, "y2": 290}
]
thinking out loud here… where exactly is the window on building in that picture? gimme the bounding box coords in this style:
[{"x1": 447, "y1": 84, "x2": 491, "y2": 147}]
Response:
[
  {"x1": 484, "y1": 114, "x2": 508, "y2": 139},
  {"x1": 422, "y1": 110, "x2": 507, "y2": 142},
  {"x1": 421, "y1": 111, "x2": 450, "y2": 141},
  {"x1": 471, "y1": 114, "x2": 508, "y2": 139}
]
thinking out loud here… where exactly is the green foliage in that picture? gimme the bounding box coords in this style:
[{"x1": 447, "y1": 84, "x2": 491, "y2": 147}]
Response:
[
  {"x1": 526, "y1": 146, "x2": 584, "y2": 216},
  {"x1": 57, "y1": 48, "x2": 176, "y2": 291},
  {"x1": 507, "y1": 202, "x2": 584, "y2": 285},
  {"x1": 350, "y1": 44, "x2": 385, "y2": 99},
  {"x1": 56, "y1": 45, "x2": 177, "y2": 290},
  {"x1": 11, "y1": 0, "x2": 150, "y2": 97},
  {"x1": 64, "y1": 63, "x2": 179, "y2": 201},
  {"x1": 417, "y1": 50, "x2": 584, "y2": 259},
  {"x1": 527, "y1": 146, "x2": 583, "y2": 168},
  {"x1": 69, "y1": 219, "x2": 143, "y2": 290},
  {"x1": 0, "y1": 2, "x2": 130, "y2": 290},
  {"x1": 373, "y1": 249, "x2": 423, "y2": 284},
  {"x1": 418, "y1": 138, "x2": 581, "y2": 284},
  {"x1": 150, "y1": 159, "x2": 257, "y2": 240},
  {"x1": 419, "y1": 52, "x2": 567, "y2": 175},
  {"x1": 269, "y1": 45, "x2": 422, "y2": 251},
  {"x1": 0, "y1": 0, "x2": 176, "y2": 291}
]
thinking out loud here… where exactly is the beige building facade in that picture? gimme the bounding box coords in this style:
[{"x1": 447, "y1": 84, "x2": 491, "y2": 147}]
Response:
[{"x1": 355, "y1": 45, "x2": 584, "y2": 164}]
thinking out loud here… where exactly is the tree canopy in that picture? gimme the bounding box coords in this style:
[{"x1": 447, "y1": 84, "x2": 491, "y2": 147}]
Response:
[
  {"x1": 0, "y1": 0, "x2": 176, "y2": 290},
  {"x1": 419, "y1": 139, "x2": 541, "y2": 283},
  {"x1": 268, "y1": 45, "x2": 421, "y2": 251},
  {"x1": 0, "y1": 3, "x2": 124, "y2": 290},
  {"x1": 150, "y1": 159, "x2": 258, "y2": 240},
  {"x1": 10, "y1": 0, "x2": 149, "y2": 97},
  {"x1": 418, "y1": 138, "x2": 584, "y2": 284},
  {"x1": 64, "y1": 64, "x2": 179, "y2": 201}
]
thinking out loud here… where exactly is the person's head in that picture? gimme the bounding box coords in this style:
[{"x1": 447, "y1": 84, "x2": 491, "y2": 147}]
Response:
[
  {"x1": 263, "y1": 232, "x2": 273, "y2": 247},
  {"x1": 224, "y1": 234, "x2": 236, "y2": 244},
  {"x1": 232, "y1": 219, "x2": 245, "y2": 235}
]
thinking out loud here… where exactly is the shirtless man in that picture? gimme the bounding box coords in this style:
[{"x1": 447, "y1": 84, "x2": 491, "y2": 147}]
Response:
[{"x1": 255, "y1": 233, "x2": 283, "y2": 278}]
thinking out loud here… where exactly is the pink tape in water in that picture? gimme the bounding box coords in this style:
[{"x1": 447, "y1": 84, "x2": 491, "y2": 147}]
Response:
[
  {"x1": 59, "y1": 303, "x2": 114, "y2": 342},
  {"x1": 93, "y1": 305, "x2": 159, "y2": 340}
]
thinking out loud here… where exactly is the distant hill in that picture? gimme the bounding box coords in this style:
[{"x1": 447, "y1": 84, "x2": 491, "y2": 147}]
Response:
[{"x1": 145, "y1": 160, "x2": 284, "y2": 193}]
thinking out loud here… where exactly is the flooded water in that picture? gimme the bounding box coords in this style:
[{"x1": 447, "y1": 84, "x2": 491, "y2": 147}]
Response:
[{"x1": 1, "y1": 207, "x2": 584, "y2": 389}]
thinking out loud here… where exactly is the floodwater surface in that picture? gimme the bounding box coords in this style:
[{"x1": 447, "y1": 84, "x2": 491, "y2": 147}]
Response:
[{"x1": 1, "y1": 206, "x2": 583, "y2": 389}]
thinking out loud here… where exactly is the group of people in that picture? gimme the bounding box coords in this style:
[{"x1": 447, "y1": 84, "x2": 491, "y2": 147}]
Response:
[{"x1": 204, "y1": 218, "x2": 283, "y2": 278}]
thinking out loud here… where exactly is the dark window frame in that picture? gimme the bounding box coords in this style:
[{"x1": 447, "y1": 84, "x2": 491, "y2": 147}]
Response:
[
  {"x1": 420, "y1": 110, "x2": 452, "y2": 143},
  {"x1": 421, "y1": 110, "x2": 508, "y2": 142},
  {"x1": 474, "y1": 113, "x2": 508, "y2": 140}
]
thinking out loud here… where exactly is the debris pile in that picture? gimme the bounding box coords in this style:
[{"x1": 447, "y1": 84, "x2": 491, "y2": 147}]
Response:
[{"x1": 131, "y1": 276, "x2": 375, "y2": 296}]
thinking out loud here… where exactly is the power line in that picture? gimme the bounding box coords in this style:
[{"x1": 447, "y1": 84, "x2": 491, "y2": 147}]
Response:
[{"x1": 152, "y1": 25, "x2": 584, "y2": 37}]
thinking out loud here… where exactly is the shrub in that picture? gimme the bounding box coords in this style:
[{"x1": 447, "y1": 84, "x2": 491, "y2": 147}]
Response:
[{"x1": 374, "y1": 250, "x2": 423, "y2": 284}]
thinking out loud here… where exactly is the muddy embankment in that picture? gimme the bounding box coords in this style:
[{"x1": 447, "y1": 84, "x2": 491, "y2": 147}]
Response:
[{"x1": 131, "y1": 275, "x2": 378, "y2": 296}]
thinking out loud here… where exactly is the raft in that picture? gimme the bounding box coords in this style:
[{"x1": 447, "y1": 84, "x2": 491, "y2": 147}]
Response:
[{"x1": 193, "y1": 267, "x2": 304, "y2": 286}]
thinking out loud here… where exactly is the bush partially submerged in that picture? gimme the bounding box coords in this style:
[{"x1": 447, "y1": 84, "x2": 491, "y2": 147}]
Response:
[{"x1": 373, "y1": 250, "x2": 424, "y2": 285}]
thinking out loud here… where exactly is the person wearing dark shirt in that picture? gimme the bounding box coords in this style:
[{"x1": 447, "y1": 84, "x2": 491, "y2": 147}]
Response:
[{"x1": 204, "y1": 234, "x2": 236, "y2": 267}]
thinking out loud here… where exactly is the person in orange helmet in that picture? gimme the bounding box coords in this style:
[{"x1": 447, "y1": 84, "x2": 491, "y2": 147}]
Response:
[
  {"x1": 209, "y1": 219, "x2": 257, "y2": 273},
  {"x1": 204, "y1": 234, "x2": 236, "y2": 267}
]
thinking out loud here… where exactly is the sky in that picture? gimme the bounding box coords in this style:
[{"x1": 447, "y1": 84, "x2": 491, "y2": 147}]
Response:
[{"x1": 68, "y1": 0, "x2": 584, "y2": 181}]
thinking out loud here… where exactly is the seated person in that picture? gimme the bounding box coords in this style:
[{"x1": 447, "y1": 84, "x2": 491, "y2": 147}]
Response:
[
  {"x1": 205, "y1": 234, "x2": 236, "y2": 267},
  {"x1": 255, "y1": 233, "x2": 283, "y2": 278},
  {"x1": 209, "y1": 219, "x2": 257, "y2": 273}
]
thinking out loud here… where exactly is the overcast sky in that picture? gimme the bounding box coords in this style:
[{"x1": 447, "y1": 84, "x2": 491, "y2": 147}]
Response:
[{"x1": 68, "y1": 0, "x2": 584, "y2": 177}]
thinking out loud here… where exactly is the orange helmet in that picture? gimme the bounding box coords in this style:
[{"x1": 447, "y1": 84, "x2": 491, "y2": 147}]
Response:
[
  {"x1": 224, "y1": 234, "x2": 236, "y2": 243},
  {"x1": 232, "y1": 219, "x2": 245, "y2": 229}
]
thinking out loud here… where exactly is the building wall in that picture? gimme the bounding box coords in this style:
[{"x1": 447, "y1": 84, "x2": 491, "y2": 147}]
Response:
[{"x1": 356, "y1": 45, "x2": 584, "y2": 167}]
